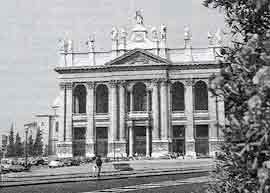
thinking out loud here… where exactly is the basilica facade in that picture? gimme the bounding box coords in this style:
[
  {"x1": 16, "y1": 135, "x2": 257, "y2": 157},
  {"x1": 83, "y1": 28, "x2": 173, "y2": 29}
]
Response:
[{"x1": 53, "y1": 12, "x2": 225, "y2": 158}]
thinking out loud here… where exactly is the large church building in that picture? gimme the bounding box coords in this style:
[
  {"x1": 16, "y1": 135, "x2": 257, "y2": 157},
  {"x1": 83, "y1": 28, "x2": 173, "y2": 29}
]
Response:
[{"x1": 53, "y1": 12, "x2": 225, "y2": 158}]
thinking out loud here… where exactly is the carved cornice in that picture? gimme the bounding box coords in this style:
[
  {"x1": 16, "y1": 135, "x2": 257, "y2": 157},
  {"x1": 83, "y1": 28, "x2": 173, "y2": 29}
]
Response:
[
  {"x1": 59, "y1": 82, "x2": 66, "y2": 90},
  {"x1": 118, "y1": 80, "x2": 127, "y2": 88},
  {"x1": 54, "y1": 62, "x2": 220, "y2": 74},
  {"x1": 185, "y1": 78, "x2": 194, "y2": 86},
  {"x1": 151, "y1": 78, "x2": 160, "y2": 86},
  {"x1": 86, "y1": 82, "x2": 95, "y2": 89},
  {"x1": 59, "y1": 82, "x2": 73, "y2": 90},
  {"x1": 65, "y1": 82, "x2": 73, "y2": 90},
  {"x1": 160, "y1": 78, "x2": 171, "y2": 86},
  {"x1": 109, "y1": 80, "x2": 118, "y2": 88}
]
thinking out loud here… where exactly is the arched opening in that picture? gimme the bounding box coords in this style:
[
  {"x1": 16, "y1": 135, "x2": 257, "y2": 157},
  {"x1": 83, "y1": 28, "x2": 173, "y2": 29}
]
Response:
[
  {"x1": 172, "y1": 82, "x2": 185, "y2": 111},
  {"x1": 194, "y1": 81, "x2": 208, "y2": 110},
  {"x1": 73, "y1": 85, "x2": 87, "y2": 114},
  {"x1": 96, "y1": 84, "x2": 109, "y2": 113},
  {"x1": 133, "y1": 82, "x2": 147, "y2": 111}
]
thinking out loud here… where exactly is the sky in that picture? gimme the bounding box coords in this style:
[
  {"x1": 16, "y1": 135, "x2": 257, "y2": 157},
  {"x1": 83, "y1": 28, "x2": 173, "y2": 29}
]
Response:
[{"x1": 0, "y1": 0, "x2": 225, "y2": 137}]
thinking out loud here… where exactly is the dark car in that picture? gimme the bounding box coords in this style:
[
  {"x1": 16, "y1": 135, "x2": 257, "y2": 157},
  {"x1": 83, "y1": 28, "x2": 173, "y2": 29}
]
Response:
[{"x1": 70, "y1": 159, "x2": 80, "y2": 166}]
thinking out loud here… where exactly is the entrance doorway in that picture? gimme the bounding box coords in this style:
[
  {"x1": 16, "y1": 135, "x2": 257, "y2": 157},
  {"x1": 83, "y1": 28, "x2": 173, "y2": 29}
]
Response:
[
  {"x1": 195, "y1": 125, "x2": 209, "y2": 157},
  {"x1": 134, "y1": 126, "x2": 146, "y2": 156},
  {"x1": 72, "y1": 127, "x2": 86, "y2": 157},
  {"x1": 172, "y1": 125, "x2": 185, "y2": 155},
  {"x1": 96, "y1": 127, "x2": 108, "y2": 157}
]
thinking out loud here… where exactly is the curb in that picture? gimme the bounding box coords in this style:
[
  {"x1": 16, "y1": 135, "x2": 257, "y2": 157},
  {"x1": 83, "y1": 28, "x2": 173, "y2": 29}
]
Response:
[{"x1": 0, "y1": 168, "x2": 211, "y2": 188}]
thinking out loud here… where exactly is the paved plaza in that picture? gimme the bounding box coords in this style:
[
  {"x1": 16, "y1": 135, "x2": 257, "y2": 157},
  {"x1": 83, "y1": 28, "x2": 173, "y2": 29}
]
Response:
[{"x1": 1, "y1": 159, "x2": 213, "y2": 187}]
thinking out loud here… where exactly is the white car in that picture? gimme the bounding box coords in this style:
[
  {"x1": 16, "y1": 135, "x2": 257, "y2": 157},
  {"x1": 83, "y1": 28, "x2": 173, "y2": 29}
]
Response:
[{"x1": 48, "y1": 160, "x2": 64, "y2": 168}]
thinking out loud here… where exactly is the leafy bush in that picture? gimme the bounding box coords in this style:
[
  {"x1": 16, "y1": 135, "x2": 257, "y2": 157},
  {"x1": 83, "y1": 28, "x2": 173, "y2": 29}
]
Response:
[{"x1": 203, "y1": 1, "x2": 270, "y2": 192}]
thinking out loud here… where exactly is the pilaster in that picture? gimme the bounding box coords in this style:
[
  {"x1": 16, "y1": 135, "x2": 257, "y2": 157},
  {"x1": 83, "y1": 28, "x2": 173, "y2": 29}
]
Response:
[
  {"x1": 56, "y1": 82, "x2": 73, "y2": 158},
  {"x1": 184, "y1": 79, "x2": 196, "y2": 158},
  {"x1": 160, "y1": 79, "x2": 169, "y2": 140},
  {"x1": 151, "y1": 79, "x2": 160, "y2": 140},
  {"x1": 208, "y1": 89, "x2": 219, "y2": 157},
  {"x1": 151, "y1": 79, "x2": 170, "y2": 157},
  {"x1": 128, "y1": 125, "x2": 134, "y2": 157},
  {"x1": 65, "y1": 82, "x2": 73, "y2": 143},
  {"x1": 86, "y1": 82, "x2": 95, "y2": 157},
  {"x1": 107, "y1": 80, "x2": 118, "y2": 157}
]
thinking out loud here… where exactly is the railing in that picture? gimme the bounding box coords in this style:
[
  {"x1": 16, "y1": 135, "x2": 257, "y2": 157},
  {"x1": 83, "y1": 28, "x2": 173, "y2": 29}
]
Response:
[
  {"x1": 72, "y1": 113, "x2": 87, "y2": 121},
  {"x1": 128, "y1": 111, "x2": 151, "y2": 120}
]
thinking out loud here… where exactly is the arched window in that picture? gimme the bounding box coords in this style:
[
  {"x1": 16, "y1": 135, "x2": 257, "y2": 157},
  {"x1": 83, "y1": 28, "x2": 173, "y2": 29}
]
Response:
[
  {"x1": 194, "y1": 81, "x2": 208, "y2": 110},
  {"x1": 133, "y1": 82, "x2": 147, "y2": 111},
  {"x1": 73, "y1": 85, "x2": 87, "y2": 114},
  {"x1": 172, "y1": 82, "x2": 185, "y2": 111},
  {"x1": 96, "y1": 84, "x2": 109, "y2": 113}
]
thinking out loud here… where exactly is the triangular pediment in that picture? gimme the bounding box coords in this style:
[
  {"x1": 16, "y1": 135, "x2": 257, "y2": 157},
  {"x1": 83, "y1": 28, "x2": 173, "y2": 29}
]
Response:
[{"x1": 105, "y1": 49, "x2": 171, "y2": 66}]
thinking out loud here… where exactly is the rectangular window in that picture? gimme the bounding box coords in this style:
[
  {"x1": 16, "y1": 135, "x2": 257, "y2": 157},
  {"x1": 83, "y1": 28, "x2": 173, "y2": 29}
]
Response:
[
  {"x1": 73, "y1": 127, "x2": 86, "y2": 140},
  {"x1": 195, "y1": 125, "x2": 209, "y2": 138},
  {"x1": 173, "y1": 125, "x2": 185, "y2": 138}
]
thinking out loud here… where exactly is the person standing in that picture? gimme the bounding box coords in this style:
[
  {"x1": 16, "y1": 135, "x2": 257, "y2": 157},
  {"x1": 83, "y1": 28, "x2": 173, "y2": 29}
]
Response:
[{"x1": 95, "y1": 155, "x2": 103, "y2": 177}]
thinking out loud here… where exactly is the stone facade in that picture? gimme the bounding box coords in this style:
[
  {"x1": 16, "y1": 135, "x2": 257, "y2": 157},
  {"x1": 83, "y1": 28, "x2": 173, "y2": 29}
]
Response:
[{"x1": 53, "y1": 12, "x2": 225, "y2": 158}]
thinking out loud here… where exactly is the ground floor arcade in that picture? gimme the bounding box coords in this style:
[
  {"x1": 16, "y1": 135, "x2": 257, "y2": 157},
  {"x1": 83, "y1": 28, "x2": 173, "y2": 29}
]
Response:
[{"x1": 60, "y1": 123, "x2": 220, "y2": 159}]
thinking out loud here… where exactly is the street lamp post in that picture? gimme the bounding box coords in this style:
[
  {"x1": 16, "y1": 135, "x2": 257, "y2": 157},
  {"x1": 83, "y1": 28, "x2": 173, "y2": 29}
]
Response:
[{"x1": 24, "y1": 126, "x2": 29, "y2": 167}]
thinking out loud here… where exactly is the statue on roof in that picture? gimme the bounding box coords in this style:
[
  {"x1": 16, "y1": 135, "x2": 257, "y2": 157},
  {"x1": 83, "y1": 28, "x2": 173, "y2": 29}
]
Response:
[
  {"x1": 184, "y1": 26, "x2": 191, "y2": 40},
  {"x1": 208, "y1": 32, "x2": 214, "y2": 45},
  {"x1": 111, "y1": 27, "x2": 119, "y2": 41},
  {"x1": 120, "y1": 28, "x2": 128, "y2": 39},
  {"x1": 86, "y1": 35, "x2": 95, "y2": 51},
  {"x1": 67, "y1": 39, "x2": 73, "y2": 52},
  {"x1": 215, "y1": 28, "x2": 224, "y2": 45},
  {"x1": 135, "y1": 10, "x2": 144, "y2": 25},
  {"x1": 151, "y1": 27, "x2": 158, "y2": 40},
  {"x1": 160, "y1": 24, "x2": 167, "y2": 40},
  {"x1": 58, "y1": 36, "x2": 72, "y2": 52},
  {"x1": 58, "y1": 38, "x2": 67, "y2": 52}
]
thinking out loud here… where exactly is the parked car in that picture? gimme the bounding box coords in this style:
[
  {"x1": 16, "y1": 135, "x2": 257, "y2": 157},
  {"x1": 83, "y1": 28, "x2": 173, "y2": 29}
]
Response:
[
  {"x1": 9, "y1": 164, "x2": 25, "y2": 172},
  {"x1": 48, "y1": 160, "x2": 65, "y2": 168},
  {"x1": 61, "y1": 158, "x2": 80, "y2": 166},
  {"x1": 42, "y1": 157, "x2": 49, "y2": 165},
  {"x1": 1, "y1": 163, "x2": 11, "y2": 173}
]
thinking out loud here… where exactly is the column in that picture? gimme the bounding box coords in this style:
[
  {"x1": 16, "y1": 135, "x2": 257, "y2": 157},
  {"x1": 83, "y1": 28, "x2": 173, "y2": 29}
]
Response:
[
  {"x1": 117, "y1": 81, "x2": 127, "y2": 157},
  {"x1": 146, "y1": 124, "x2": 151, "y2": 157},
  {"x1": 217, "y1": 97, "x2": 225, "y2": 139},
  {"x1": 65, "y1": 82, "x2": 73, "y2": 144},
  {"x1": 108, "y1": 81, "x2": 118, "y2": 157},
  {"x1": 208, "y1": 88, "x2": 218, "y2": 157},
  {"x1": 129, "y1": 88, "x2": 134, "y2": 112},
  {"x1": 146, "y1": 90, "x2": 150, "y2": 112},
  {"x1": 160, "y1": 80, "x2": 169, "y2": 140},
  {"x1": 151, "y1": 79, "x2": 159, "y2": 140},
  {"x1": 58, "y1": 83, "x2": 65, "y2": 143},
  {"x1": 184, "y1": 79, "x2": 196, "y2": 158},
  {"x1": 129, "y1": 125, "x2": 134, "y2": 157},
  {"x1": 157, "y1": 79, "x2": 170, "y2": 156},
  {"x1": 119, "y1": 81, "x2": 126, "y2": 141},
  {"x1": 86, "y1": 82, "x2": 95, "y2": 157}
]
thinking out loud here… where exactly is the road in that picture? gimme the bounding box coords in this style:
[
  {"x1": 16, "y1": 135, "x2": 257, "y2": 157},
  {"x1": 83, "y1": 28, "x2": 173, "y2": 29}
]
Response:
[{"x1": 1, "y1": 172, "x2": 209, "y2": 193}]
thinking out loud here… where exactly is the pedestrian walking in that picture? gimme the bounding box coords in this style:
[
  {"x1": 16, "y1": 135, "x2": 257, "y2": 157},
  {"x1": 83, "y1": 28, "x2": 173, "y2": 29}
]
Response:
[
  {"x1": 91, "y1": 156, "x2": 97, "y2": 177},
  {"x1": 95, "y1": 155, "x2": 103, "y2": 177}
]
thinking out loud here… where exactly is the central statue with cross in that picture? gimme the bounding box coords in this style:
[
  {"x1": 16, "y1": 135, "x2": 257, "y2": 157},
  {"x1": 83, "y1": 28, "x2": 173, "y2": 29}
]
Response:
[{"x1": 135, "y1": 10, "x2": 144, "y2": 25}]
